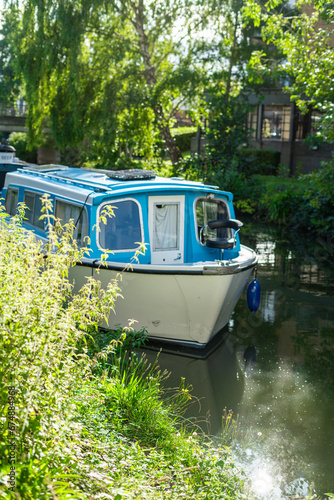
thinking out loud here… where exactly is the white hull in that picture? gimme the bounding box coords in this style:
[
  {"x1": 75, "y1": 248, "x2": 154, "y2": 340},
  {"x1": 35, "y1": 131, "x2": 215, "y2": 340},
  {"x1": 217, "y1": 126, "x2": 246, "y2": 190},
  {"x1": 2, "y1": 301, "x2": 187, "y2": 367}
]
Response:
[{"x1": 70, "y1": 245, "x2": 256, "y2": 348}]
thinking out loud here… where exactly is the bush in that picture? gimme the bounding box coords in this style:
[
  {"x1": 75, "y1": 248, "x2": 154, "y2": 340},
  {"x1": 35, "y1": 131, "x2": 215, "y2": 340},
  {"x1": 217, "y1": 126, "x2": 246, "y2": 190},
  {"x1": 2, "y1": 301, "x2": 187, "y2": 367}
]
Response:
[
  {"x1": 8, "y1": 132, "x2": 38, "y2": 163},
  {"x1": 171, "y1": 127, "x2": 197, "y2": 152},
  {"x1": 0, "y1": 201, "x2": 120, "y2": 498},
  {"x1": 0, "y1": 201, "x2": 253, "y2": 499},
  {"x1": 237, "y1": 148, "x2": 280, "y2": 176},
  {"x1": 252, "y1": 172, "x2": 334, "y2": 236},
  {"x1": 300, "y1": 159, "x2": 334, "y2": 234}
]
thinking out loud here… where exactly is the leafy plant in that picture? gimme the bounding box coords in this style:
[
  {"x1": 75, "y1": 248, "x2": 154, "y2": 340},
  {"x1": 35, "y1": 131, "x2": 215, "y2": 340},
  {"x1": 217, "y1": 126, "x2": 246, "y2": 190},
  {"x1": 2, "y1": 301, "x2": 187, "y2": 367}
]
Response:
[
  {"x1": 7, "y1": 132, "x2": 38, "y2": 163},
  {"x1": 0, "y1": 200, "x2": 254, "y2": 499}
]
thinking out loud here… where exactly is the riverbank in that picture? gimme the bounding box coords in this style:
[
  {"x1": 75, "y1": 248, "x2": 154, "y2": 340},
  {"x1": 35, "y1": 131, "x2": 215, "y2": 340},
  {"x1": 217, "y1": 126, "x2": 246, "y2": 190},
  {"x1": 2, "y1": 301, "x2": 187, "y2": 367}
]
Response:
[
  {"x1": 0, "y1": 206, "x2": 254, "y2": 499},
  {"x1": 174, "y1": 156, "x2": 334, "y2": 239}
]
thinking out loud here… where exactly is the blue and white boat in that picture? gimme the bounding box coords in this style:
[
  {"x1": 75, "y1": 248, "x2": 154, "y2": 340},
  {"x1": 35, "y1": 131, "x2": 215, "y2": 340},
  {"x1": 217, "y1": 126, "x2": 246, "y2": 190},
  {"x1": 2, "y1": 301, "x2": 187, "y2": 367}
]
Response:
[{"x1": 2, "y1": 165, "x2": 257, "y2": 348}]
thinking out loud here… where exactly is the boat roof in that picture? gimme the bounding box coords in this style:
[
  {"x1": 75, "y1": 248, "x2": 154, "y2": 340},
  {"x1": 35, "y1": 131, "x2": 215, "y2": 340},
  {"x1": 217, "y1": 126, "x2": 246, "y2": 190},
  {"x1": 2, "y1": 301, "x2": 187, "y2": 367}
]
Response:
[{"x1": 5, "y1": 165, "x2": 234, "y2": 202}]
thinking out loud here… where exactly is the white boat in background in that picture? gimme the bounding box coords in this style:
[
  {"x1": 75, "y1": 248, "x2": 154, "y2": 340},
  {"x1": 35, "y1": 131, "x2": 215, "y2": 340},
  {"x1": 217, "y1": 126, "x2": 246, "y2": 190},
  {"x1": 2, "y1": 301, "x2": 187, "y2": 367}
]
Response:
[{"x1": 2, "y1": 165, "x2": 257, "y2": 348}]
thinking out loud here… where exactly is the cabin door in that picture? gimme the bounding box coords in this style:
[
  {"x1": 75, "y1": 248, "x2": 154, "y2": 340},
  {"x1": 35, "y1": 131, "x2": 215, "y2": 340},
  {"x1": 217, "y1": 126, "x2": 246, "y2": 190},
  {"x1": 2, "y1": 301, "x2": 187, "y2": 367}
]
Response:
[{"x1": 148, "y1": 195, "x2": 185, "y2": 264}]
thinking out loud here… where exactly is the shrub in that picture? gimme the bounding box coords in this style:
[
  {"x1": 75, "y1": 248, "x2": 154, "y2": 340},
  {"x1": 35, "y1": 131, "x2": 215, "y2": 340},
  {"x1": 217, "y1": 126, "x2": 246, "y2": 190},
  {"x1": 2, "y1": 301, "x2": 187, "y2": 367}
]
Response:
[
  {"x1": 8, "y1": 132, "x2": 38, "y2": 163},
  {"x1": 0, "y1": 201, "x2": 120, "y2": 498},
  {"x1": 0, "y1": 201, "x2": 253, "y2": 499},
  {"x1": 237, "y1": 148, "x2": 280, "y2": 176},
  {"x1": 171, "y1": 127, "x2": 197, "y2": 152}
]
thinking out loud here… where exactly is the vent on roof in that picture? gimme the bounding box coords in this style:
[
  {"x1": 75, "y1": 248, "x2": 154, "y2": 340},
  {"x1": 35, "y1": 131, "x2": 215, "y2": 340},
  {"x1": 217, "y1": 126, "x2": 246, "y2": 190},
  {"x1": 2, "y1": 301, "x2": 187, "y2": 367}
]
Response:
[
  {"x1": 105, "y1": 169, "x2": 156, "y2": 181},
  {"x1": 23, "y1": 164, "x2": 69, "y2": 172}
]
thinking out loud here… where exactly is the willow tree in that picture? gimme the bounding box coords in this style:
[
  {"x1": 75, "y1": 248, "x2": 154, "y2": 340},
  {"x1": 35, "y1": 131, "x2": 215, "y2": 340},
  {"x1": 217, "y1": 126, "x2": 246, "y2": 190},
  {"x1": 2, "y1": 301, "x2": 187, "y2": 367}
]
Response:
[
  {"x1": 4, "y1": 0, "x2": 209, "y2": 164},
  {"x1": 0, "y1": 10, "x2": 22, "y2": 107}
]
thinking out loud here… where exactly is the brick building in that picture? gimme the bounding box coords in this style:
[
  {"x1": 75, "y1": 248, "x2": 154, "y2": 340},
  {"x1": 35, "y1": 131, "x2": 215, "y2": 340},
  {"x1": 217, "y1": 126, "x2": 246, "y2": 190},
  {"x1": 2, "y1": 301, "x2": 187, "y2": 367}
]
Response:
[{"x1": 247, "y1": 89, "x2": 334, "y2": 175}]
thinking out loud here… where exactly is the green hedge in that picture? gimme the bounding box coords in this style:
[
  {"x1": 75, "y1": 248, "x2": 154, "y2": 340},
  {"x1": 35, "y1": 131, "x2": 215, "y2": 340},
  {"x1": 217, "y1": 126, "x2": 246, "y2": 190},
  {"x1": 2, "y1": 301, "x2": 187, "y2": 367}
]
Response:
[
  {"x1": 237, "y1": 148, "x2": 281, "y2": 176},
  {"x1": 171, "y1": 127, "x2": 197, "y2": 152}
]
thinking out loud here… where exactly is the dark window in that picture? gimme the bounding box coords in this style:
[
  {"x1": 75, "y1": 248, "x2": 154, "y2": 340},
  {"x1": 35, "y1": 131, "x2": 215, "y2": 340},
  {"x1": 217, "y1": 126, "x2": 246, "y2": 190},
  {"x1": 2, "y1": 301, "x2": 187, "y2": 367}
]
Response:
[
  {"x1": 294, "y1": 109, "x2": 321, "y2": 141},
  {"x1": 196, "y1": 198, "x2": 230, "y2": 243},
  {"x1": 5, "y1": 188, "x2": 18, "y2": 216},
  {"x1": 23, "y1": 191, "x2": 44, "y2": 230},
  {"x1": 99, "y1": 200, "x2": 141, "y2": 251},
  {"x1": 55, "y1": 200, "x2": 88, "y2": 247}
]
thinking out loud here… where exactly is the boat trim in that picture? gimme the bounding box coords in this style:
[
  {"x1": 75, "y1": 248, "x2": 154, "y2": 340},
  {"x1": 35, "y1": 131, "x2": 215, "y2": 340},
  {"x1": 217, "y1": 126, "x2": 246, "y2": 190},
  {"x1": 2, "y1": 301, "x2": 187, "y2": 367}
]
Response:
[
  {"x1": 76, "y1": 246, "x2": 257, "y2": 276},
  {"x1": 96, "y1": 197, "x2": 145, "y2": 253}
]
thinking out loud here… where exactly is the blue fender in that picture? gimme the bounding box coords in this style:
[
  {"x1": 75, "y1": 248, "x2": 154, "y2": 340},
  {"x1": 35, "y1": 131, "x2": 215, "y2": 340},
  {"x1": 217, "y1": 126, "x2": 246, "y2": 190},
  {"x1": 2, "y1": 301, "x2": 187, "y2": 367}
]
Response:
[{"x1": 247, "y1": 278, "x2": 261, "y2": 313}]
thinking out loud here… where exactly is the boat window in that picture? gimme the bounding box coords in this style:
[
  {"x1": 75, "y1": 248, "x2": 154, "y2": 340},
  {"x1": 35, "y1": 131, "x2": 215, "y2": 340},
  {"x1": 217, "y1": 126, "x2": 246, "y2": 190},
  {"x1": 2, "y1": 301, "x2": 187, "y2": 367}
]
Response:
[
  {"x1": 55, "y1": 200, "x2": 88, "y2": 247},
  {"x1": 23, "y1": 191, "x2": 45, "y2": 230},
  {"x1": 153, "y1": 203, "x2": 179, "y2": 250},
  {"x1": 99, "y1": 200, "x2": 141, "y2": 251},
  {"x1": 196, "y1": 198, "x2": 230, "y2": 243},
  {"x1": 5, "y1": 188, "x2": 18, "y2": 216}
]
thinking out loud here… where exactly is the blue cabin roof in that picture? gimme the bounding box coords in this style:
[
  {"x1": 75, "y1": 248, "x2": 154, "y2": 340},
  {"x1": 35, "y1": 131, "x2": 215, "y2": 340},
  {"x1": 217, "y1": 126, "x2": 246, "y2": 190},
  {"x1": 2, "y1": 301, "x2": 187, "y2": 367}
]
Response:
[{"x1": 10, "y1": 165, "x2": 234, "y2": 202}]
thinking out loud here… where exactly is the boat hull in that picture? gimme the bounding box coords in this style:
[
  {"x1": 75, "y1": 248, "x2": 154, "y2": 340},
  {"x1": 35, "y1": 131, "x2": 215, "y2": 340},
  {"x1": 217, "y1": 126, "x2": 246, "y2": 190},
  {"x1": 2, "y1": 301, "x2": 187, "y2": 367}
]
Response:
[{"x1": 70, "y1": 245, "x2": 256, "y2": 348}]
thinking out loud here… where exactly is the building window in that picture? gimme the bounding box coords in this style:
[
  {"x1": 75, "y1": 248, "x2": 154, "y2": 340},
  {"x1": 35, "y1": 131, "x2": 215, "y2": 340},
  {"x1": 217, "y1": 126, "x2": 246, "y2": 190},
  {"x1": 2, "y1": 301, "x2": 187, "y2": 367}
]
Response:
[
  {"x1": 261, "y1": 105, "x2": 291, "y2": 140},
  {"x1": 311, "y1": 110, "x2": 322, "y2": 135},
  {"x1": 294, "y1": 109, "x2": 322, "y2": 141},
  {"x1": 55, "y1": 200, "x2": 88, "y2": 246},
  {"x1": 99, "y1": 199, "x2": 142, "y2": 251},
  {"x1": 248, "y1": 110, "x2": 258, "y2": 140},
  {"x1": 5, "y1": 188, "x2": 18, "y2": 216}
]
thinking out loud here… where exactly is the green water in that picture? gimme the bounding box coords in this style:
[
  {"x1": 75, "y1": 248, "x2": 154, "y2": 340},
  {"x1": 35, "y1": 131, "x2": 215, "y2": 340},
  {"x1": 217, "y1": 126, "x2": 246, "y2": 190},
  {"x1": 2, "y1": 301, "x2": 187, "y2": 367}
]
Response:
[
  {"x1": 143, "y1": 225, "x2": 334, "y2": 498},
  {"x1": 229, "y1": 226, "x2": 334, "y2": 498}
]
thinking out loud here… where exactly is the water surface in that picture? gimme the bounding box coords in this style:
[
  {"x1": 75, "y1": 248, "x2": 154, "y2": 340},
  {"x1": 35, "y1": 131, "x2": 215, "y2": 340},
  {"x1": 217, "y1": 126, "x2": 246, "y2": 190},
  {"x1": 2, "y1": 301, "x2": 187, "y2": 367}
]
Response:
[{"x1": 143, "y1": 225, "x2": 334, "y2": 498}]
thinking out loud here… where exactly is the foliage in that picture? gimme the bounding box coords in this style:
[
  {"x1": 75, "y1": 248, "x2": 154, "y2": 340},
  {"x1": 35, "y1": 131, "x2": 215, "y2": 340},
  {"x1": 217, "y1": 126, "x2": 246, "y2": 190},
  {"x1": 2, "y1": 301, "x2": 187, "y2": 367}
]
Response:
[
  {"x1": 2, "y1": 0, "x2": 287, "y2": 166},
  {"x1": 179, "y1": 152, "x2": 334, "y2": 236},
  {"x1": 205, "y1": 95, "x2": 251, "y2": 165},
  {"x1": 0, "y1": 200, "x2": 121, "y2": 498},
  {"x1": 171, "y1": 127, "x2": 197, "y2": 137},
  {"x1": 7, "y1": 132, "x2": 37, "y2": 163},
  {"x1": 0, "y1": 10, "x2": 22, "y2": 106},
  {"x1": 175, "y1": 94, "x2": 258, "y2": 214},
  {"x1": 4, "y1": 0, "x2": 210, "y2": 164},
  {"x1": 255, "y1": 176, "x2": 307, "y2": 225},
  {"x1": 171, "y1": 127, "x2": 197, "y2": 153},
  {"x1": 300, "y1": 160, "x2": 334, "y2": 233},
  {"x1": 0, "y1": 201, "x2": 254, "y2": 499},
  {"x1": 243, "y1": 0, "x2": 334, "y2": 144},
  {"x1": 237, "y1": 148, "x2": 280, "y2": 176},
  {"x1": 249, "y1": 170, "x2": 334, "y2": 236}
]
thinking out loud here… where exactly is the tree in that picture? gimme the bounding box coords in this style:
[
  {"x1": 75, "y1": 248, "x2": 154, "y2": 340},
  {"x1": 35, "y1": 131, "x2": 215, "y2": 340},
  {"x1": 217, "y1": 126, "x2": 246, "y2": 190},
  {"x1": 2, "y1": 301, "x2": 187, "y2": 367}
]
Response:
[
  {"x1": 4, "y1": 0, "x2": 209, "y2": 164},
  {"x1": 244, "y1": 0, "x2": 334, "y2": 144},
  {"x1": 0, "y1": 8, "x2": 22, "y2": 106}
]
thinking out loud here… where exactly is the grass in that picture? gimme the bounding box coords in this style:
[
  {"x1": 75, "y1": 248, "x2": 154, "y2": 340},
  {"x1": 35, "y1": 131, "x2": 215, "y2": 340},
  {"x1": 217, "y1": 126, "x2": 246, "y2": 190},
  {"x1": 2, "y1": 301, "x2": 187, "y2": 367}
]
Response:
[{"x1": 65, "y1": 352, "x2": 254, "y2": 500}]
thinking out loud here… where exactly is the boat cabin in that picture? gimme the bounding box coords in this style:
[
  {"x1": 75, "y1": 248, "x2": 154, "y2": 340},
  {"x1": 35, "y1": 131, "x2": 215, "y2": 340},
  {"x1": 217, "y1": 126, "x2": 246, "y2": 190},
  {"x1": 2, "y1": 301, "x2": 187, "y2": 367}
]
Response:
[{"x1": 2, "y1": 166, "x2": 241, "y2": 266}]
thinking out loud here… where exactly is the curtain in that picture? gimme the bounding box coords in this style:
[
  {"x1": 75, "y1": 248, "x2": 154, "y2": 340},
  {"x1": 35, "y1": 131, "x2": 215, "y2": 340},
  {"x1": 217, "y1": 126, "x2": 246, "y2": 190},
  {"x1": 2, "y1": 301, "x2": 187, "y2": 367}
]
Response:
[{"x1": 154, "y1": 204, "x2": 178, "y2": 250}]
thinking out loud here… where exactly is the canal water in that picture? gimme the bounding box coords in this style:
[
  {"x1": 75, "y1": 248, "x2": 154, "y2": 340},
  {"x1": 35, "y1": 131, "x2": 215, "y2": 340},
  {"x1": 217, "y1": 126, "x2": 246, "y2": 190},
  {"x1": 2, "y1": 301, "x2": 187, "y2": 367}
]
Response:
[{"x1": 142, "y1": 224, "x2": 334, "y2": 499}]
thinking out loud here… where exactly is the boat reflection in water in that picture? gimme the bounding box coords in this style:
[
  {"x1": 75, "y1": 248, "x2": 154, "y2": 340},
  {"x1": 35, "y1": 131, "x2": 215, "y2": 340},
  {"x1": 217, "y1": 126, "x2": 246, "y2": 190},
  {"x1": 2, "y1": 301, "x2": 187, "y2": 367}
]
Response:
[{"x1": 141, "y1": 329, "x2": 245, "y2": 435}]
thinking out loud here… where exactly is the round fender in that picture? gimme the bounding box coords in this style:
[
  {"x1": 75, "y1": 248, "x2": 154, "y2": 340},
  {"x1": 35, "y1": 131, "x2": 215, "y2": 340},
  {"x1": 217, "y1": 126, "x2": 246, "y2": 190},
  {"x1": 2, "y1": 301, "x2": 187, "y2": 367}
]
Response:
[{"x1": 247, "y1": 278, "x2": 261, "y2": 313}]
